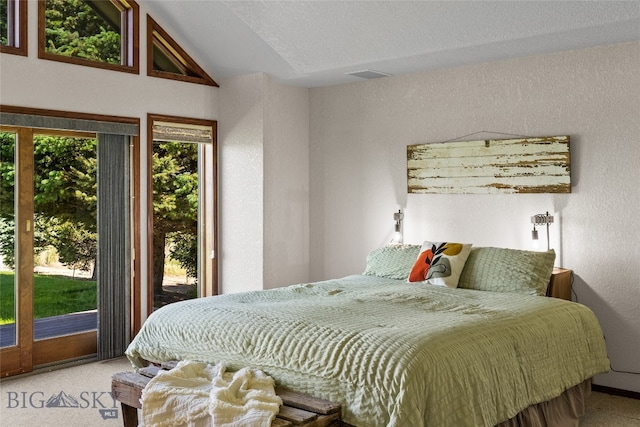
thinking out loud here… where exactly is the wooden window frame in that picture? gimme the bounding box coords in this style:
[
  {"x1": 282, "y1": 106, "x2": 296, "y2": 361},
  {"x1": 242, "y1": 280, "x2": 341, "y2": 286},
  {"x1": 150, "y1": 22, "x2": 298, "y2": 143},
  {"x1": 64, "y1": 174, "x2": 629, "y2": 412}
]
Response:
[
  {"x1": 146, "y1": 113, "x2": 218, "y2": 316},
  {"x1": 147, "y1": 15, "x2": 218, "y2": 87},
  {"x1": 1, "y1": 0, "x2": 28, "y2": 56},
  {"x1": 38, "y1": 0, "x2": 140, "y2": 74}
]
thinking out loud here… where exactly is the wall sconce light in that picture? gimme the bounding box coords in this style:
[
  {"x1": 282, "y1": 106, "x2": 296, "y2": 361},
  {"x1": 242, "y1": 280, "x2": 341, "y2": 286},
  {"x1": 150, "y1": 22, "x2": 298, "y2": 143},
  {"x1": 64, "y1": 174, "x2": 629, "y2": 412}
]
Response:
[
  {"x1": 390, "y1": 209, "x2": 404, "y2": 244},
  {"x1": 531, "y1": 211, "x2": 554, "y2": 250}
]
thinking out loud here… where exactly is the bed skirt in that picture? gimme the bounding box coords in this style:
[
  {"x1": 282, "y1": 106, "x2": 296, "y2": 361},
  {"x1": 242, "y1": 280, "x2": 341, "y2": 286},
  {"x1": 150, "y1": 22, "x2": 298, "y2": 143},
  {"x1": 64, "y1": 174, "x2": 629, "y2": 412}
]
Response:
[
  {"x1": 497, "y1": 379, "x2": 591, "y2": 427},
  {"x1": 339, "y1": 379, "x2": 591, "y2": 427}
]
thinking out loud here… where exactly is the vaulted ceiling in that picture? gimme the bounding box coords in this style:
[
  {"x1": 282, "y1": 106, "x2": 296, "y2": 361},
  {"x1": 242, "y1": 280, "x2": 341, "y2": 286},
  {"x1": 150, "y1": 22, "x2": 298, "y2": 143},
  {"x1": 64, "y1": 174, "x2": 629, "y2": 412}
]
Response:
[{"x1": 146, "y1": 1, "x2": 640, "y2": 88}]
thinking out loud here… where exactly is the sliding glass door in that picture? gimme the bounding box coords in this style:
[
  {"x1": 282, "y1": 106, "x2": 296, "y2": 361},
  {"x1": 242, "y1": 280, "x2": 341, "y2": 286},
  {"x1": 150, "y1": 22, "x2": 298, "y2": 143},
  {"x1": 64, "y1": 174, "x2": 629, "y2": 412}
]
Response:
[{"x1": 1, "y1": 127, "x2": 99, "y2": 376}]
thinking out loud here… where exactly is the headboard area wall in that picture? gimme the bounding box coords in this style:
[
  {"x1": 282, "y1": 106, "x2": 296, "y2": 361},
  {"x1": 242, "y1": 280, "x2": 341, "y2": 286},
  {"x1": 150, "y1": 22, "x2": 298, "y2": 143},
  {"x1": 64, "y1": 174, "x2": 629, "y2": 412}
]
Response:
[{"x1": 309, "y1": 42, "x2": 640, "y2": 393}]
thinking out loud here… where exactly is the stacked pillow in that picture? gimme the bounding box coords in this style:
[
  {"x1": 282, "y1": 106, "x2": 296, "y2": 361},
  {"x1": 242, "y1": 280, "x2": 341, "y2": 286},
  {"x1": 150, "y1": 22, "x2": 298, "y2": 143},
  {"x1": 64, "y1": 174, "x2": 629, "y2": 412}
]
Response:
[
  {"x1": 363, "y1": 243, "x2": 556, "y2": 295},
  {"x1": 362, "y1": 244, "x2": 421, "y2": 280},
  {"x1": 457, "y1": 247, "x2": 555, "y2": 296}
]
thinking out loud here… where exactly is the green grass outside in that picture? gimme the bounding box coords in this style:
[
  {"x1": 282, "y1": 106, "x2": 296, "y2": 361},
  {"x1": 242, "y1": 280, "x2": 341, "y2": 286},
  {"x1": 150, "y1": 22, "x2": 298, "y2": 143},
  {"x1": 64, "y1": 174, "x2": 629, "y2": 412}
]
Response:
[{"x1": 0, "y1": 271, "x2": 96, "y2": 325}]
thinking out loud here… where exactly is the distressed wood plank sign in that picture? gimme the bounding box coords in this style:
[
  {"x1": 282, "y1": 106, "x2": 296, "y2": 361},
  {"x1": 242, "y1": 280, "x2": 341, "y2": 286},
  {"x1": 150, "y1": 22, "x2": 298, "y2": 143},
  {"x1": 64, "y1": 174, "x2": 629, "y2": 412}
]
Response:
[{"x1": 407, "y1": 135, "x2": 570, "y2": 194}]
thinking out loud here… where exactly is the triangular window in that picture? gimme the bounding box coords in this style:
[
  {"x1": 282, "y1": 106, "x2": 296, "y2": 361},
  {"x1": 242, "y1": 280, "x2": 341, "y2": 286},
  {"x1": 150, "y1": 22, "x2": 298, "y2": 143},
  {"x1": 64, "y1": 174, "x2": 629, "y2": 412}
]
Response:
[{"x1": 147, "y1": 15, "x2": 218, "y2": 87}]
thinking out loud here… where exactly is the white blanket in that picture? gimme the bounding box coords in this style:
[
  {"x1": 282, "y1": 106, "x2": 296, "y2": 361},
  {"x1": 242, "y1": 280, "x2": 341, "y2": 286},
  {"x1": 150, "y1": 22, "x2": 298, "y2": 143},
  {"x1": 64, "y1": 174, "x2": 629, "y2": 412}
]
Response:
[{"x1": 140, "y1": 360, "x2": 282, "y2": 427}]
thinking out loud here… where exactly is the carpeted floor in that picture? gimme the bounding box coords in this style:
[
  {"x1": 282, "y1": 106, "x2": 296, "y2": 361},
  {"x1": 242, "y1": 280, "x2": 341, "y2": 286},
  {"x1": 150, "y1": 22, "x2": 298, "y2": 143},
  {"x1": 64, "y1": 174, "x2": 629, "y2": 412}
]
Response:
[
  {"x1": 582, "y1": 390, "x2": 640, "y2": 426},
  {"x1": 0, "y1": 357, "x2": 132, "y2": 426},
  {"x1": 1, "y1": 358, "x2": 638, "y2": 426}
]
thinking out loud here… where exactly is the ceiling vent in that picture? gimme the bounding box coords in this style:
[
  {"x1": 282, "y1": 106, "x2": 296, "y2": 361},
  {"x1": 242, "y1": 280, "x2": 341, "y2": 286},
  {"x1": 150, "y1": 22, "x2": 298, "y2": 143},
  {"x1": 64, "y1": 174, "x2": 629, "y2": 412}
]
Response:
[{"x1": 346, "y1": 69, "x2": 392, "y2": 80}]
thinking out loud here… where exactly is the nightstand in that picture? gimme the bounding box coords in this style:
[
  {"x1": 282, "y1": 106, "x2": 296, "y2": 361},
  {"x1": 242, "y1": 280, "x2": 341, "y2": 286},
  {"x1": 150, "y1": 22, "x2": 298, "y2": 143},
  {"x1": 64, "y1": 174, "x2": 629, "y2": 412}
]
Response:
[{"x1": 547, "y1": 268, "x2": 572, "y2": 300}]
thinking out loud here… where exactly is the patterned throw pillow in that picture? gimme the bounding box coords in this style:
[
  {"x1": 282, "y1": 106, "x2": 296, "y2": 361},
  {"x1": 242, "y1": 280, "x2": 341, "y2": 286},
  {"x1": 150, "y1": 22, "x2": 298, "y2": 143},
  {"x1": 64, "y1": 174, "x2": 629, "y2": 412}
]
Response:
[
  {"x1": 363, "y1": 244, "x2": 422, "y2": 280},
  {"x1": 408, "y1": 241, "x2": 472, "y2": 288}
]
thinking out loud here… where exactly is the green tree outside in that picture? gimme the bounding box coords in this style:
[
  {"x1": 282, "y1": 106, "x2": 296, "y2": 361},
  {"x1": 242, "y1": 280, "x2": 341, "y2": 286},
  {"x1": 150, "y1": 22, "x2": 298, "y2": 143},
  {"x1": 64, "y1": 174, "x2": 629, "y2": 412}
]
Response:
[
  {"x1": 0, "y1": 133, "x2": 97, "y2": 274},
  {"x1": 152, "y1": 142, "x2": 199, "y2": 297},
  {"x1": 1, "y1": 0, "x2": 9, "y2": 46},
  {"x1": 44, "y1": 0, "x2": 121, "y2": 64}
]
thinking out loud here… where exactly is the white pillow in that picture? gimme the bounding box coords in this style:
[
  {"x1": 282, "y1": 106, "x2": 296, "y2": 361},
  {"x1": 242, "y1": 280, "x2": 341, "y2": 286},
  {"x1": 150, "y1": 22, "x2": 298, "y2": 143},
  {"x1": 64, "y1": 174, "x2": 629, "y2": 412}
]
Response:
[{"x1": 408, "y1": 241, "x2": 472, "y2": 288}]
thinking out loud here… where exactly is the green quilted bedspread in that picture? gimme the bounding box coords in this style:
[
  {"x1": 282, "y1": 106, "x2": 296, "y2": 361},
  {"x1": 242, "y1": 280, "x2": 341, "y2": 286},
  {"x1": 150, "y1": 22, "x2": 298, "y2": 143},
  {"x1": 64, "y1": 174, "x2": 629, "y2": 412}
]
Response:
[{"x1": 126, "y1": 275, "x2": 609, "y2": 427}]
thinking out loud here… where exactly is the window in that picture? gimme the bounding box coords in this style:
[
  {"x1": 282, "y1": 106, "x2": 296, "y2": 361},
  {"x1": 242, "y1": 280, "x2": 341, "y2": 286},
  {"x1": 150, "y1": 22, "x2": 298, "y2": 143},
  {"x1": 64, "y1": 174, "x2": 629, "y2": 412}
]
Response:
[
  {"x1": 0, "y1": 0, "x2": 27, "y2": 56},
  {"x1": 147, "y1": 114, "x2": 217, "y2": 312},
  {"x1": 38, "y1": 0, "x2": 139, "y2": 74},
  {"x1": 147, "y1": 15, "x2": 218, "y2": 87}
]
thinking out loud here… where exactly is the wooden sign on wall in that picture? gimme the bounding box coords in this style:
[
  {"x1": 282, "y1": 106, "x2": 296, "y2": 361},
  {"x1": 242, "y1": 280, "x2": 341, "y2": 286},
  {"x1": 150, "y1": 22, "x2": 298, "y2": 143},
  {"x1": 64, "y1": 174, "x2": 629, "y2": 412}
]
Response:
[{"x1": 407, "y1": 135, "x2": 571, "y2": 194}]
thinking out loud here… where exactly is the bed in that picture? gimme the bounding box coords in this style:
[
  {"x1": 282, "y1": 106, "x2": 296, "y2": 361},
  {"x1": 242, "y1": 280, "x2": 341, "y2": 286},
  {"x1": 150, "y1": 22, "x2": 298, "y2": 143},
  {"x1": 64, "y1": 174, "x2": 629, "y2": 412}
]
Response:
[{"x1": 126, "y1": 244, "x2": 610, "y2": 427}]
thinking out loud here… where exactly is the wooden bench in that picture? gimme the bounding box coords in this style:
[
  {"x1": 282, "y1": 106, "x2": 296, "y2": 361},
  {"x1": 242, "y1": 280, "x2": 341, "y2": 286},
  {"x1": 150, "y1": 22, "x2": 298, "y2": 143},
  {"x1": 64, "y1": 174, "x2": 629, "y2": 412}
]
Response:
[{"x1": 111, "y1": 361, "x2": 342, "y2": 427}]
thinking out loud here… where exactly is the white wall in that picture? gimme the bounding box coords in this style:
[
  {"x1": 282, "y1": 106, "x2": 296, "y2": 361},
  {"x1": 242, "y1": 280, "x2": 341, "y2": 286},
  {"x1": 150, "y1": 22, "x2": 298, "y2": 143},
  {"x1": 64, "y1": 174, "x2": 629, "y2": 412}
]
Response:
[
  {"x1": 263, "y1": 77, "x2": 310, "y2": 289},
  {"x1": 309, "y1": 42, "x2": 640, "y2": 392},
  {"x1": 218, "y1": 73, "x2": 265, "y2": 294},
  {"x1": 218, "y1": 73, "x2": 309, "y2": 293}
]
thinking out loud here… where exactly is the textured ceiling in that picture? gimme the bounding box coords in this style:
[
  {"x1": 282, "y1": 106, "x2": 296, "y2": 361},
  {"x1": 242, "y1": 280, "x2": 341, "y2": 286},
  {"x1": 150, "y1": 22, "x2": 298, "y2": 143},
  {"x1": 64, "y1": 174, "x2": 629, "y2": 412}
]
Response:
[{"x1": 146, "y1": 1, "x2": 640, "y2": 88}]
